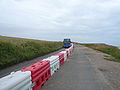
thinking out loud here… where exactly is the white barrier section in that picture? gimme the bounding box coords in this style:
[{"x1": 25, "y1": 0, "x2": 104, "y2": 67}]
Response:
[
  {"x1": 42, "y1": 56, "x2": 59, "y2": 75},
  {"x1": 68, "y1": 43, "x2": 74, "y2": 55},
  {"x1": 60, "y1": 51, "x2": 67, "y2": 61},
  {"x1": 0, "y1": 71, "x2": 32, "y2": 90},
  {"x1": 71, "y1": 44, "x2": 74, "y2": 51}
]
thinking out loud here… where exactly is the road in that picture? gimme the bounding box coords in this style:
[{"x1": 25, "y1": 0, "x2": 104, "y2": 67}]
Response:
[
  {"x1": 1, "y1": 45, "x2": 119, "y2": 90},
  {"x1": 41, "y1": 45, "x2": 114, "y2": 90}
]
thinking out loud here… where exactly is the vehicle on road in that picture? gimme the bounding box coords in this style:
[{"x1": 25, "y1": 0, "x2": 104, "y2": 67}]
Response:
[{"x1": 63, "y1": 38, "x2": 72, "y2": 48}]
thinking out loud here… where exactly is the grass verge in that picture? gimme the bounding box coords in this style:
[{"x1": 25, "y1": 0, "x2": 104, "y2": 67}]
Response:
[
  {"x1": 78, "y1": 43, "x2": 120, "y2": 62},
  {"x1": 0, "y1": 36, "x2": 63, "y2": 69}
]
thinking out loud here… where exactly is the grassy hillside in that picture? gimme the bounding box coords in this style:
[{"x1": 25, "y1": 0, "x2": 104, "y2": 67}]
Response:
[
  {"x1": 79, "y1": 43, "x2": 120, "y2": 62},
  {"x1": 0, "y1": 36, "x2": 63, "y2": 69}
]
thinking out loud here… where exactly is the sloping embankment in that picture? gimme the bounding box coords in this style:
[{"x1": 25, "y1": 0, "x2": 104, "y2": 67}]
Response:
[{"x1": 0, "y1": 36, "x2": 63, "y2": 69}]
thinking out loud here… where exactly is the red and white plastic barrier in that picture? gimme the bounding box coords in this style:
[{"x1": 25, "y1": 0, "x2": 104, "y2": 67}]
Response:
[
  {"x1": 65, "y1": 49, "x2": 69, "y2": 57},
  {"x1": 60, "y1": 51, "x2": 67, "y2": 61},
  {"x1": 53, "y1": 53, "x2": 64, "y2": 66},
  {"x1": 42, "y1": 56, "x2": 59, "y2": 75},
  {"x1": 0, "y1": 71, "x2": 32, "y2": 90},
  {"x1": 66, "y1": 43, "x2": 74, "y2": 56},
  {"x1": 20, "y1": 61, "x2": 51, "y2": 90},
  {"x1": 0, "y1": 44, "x2": 74, "y2": 90}
]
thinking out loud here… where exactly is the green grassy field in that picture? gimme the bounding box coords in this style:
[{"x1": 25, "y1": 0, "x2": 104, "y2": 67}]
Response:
[
  {"x1": 0, "y1": 36, "x2": 63, "y2": 69},
  {"x1": 78, "y1": 43, "x2": 120, "y2": 62}
]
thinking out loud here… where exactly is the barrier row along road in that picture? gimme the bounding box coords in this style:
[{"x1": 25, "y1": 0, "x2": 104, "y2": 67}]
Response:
[{"x1": 0, "y1": 44, "x2": 74, "y2": 90}]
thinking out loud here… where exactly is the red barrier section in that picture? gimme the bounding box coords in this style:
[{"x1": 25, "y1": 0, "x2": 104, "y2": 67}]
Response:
[
  {"x1": 65, "y1": 49, "x2": 69, "y2": 57},
  {"x1": 54, "y1": 53, "x2": 64, "y2": 66},
  {"x1": 20, "y1": 61, "x2": 51, "y2": 90}
]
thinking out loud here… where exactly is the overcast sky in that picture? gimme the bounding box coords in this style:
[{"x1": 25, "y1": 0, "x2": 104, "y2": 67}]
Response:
[{"x1": 0, "y1": 0, "x2": 120, "y2": 46}]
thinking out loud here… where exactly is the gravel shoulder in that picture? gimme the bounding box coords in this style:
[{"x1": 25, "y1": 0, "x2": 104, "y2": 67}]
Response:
[{"x1": 83, "y1": 45, "x2": 120, "y2": 90}]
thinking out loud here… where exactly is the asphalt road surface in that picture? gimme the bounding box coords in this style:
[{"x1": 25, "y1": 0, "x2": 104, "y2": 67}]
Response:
[{"x1": 41, "y1": 45, "x2": 114, "y2": 90}]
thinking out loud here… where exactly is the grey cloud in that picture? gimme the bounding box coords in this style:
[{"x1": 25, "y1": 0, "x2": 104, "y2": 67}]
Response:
[{"x1": 0, "y1": 0, "x2": 120, "y2": 46}]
